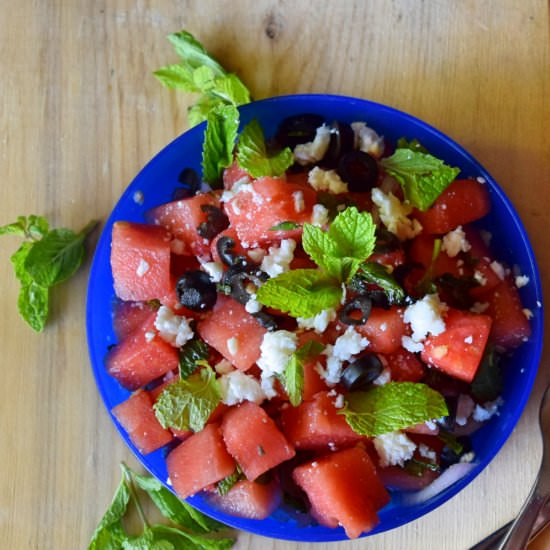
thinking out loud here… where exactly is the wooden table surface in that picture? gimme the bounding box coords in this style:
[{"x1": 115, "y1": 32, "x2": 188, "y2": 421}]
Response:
[{"x1": 1, "y1": 1, "x2": 549, "y2": 549}]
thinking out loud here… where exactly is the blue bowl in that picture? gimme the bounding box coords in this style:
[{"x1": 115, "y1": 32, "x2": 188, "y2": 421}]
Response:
[{"x1": 86, "y1": 94, "x2": 544, "y2": 541}]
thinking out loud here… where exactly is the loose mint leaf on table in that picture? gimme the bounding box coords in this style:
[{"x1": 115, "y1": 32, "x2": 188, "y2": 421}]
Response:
[
  {"x1": 236, "y1": 119, "x2": 293, "y2": 178},
  {"x1": 340, "y1": 382, "x2": 448, "y2": 437},
  {"x1": 201, "y1": 104, "x2": 240, "y2": 186},
  {"x1": 380, "y1": 148, "x2": 460, "y2": 211},
  {"x1": 352, "y1": 262, "x2": 405, "y2": 306},
  {"x1": 154, "y1": 366, "x2": 221, "y2": 432},
  {"x1": 149, "y1": 525, "x2": 235, "y2": 550},
  {"x1": 256, "y1": 268, "x2": 343, "y2": 318},
  {"x1": 0, "y1": 215, "x2": 49, "y2": 239}
]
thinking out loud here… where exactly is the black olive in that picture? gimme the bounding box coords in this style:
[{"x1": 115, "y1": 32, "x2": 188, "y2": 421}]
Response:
[
  {"x1": 253, "y1": 311, "x2": 279, "y2": 331},
  {"x1": 196, "y1": 204, "x2": 229, "y2": 240},
  {"x1": 176, "y1": 270, "x2": 217, "y2": 311},
  {"x1": 221, "y1": 267, "x2": 268, "y2": 305},
  {"x1": 215, "y1": 236, "x2": 250, "y2": 269},
  {"x1": 321, "y1": 121, "x2": 355, "y2": 169},
  {"x1": 178, "y1": 168, "x2": 201, "y2": 193},
  {"x1": 340, "y1": 354, "x2": 384, "y2": 391},
  {"x1": 275, "y1": 113, "x2": 326, "y2": 149},
  {"x1": 437, "y1": 395, "x2": 458, "y2": 431},
  {"x1": 337, "y1": 150, "x2": 379, "y2": 192},
  {"x1": 339, "y1": 296, "x2": 373, "y2": 325}
]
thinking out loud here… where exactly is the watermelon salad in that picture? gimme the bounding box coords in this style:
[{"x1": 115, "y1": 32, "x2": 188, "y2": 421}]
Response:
[{"x1": 106, "y1": 114, "x2": 532, "y2": 539}]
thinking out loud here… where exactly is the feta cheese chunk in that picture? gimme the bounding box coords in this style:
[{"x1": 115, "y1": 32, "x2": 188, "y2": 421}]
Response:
[
  {"x1": 136, "y1": 258, "x2": 150, "y2": 277},
  {"x1": 403, "y1": 294, "x2": 447, "y2": 343},
  {"x1": 307, "y1": 166, "x2": 349, "y2": 194},
  {"x1": 515, "y1": 275, "x2": 530, "y2": 288},
  {"x1": 490, "y1": 261, "x2": 506, "y2": 280},
  {"x1": 154, "y1": 306, "x2": 194, "y2": 347},
  {"x1": 296, "y1": 308, "x2": 337, "y2": 334},
  {"x1": 200, "y1": 261, "x2": 224, "y2": 283},
  {"x1": 472, "y1": 398, "x2": 503, "y2": 423},
  {"x1": 294, "y1": 124, "x2": 331, "y2": 165},
  {"x1": 374, "y1": 431, "x2": 417, "y2": 467},
  {"x1": 219, "y1": 370, "x2": 266, "y2": 406},
  {"x1": 292, "y1": 190, "x2": 305, "y2": 213},
  {"x1": 244, "y1": 294, "x2": 262, "y2": 314},
  {"x1": 351, "y1": 122, "x2": 385, "y2": 158},
  {"x1": 311, "y1": 203, "x2": 330, "y2": 227},
  {"x1": 257, "y1": 330, "x2": 298, "y2": 377},
  {"x1": 260, "y1": 239, "x2": 296, "y2": 278},
  {"x1": 371, "y1": 188, "x2": 422, "y2": 241},
  {"x1": 441, "y1": 226, "x2": 471, "y2": 257},
  {"x1": 220, "y1": 177, "x2": 252, "y2": 203}
]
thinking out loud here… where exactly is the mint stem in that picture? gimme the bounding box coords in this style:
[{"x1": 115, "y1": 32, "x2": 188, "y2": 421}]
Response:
[
  {"x1": 121, "y1": 463, "x2": 149, "y2": 529},
  {"x1": 79, "y1": 219, "x2": 100, "y2": 238}
]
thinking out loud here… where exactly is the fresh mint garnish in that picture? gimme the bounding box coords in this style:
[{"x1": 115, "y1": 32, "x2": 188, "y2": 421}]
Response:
[
  {"x1": 282, "y1": 340, "x2": 325, "y2": 406},
  {"x1": 380, "y1": 148, "x2": 460, "y2": 211},
  {"x1": 88, "y1": 463, "x2": 234, "y2": 549},
  {"x1": 340, "y1": 382, "x2": 448, "y2": 437},
  {"x1": 216, "y1": 465, "x2": 244, "y2": 496},
  {"x1": 154, "y1": 365, "x2": 221, "y2": 432},
  {"x1": 154, "y1": 30, "x2": 250, "y2": 127},
  {"x1": 236, "y1": 119, "x2": 293, "y2": 178},
  {"x1": 269, "y1": 221, "x2": 302, "y2": 231},
  {"x1": 256, "y1": 268, "x2": 342, "y2": 318},
  {"x1": 352, "y1": 262, "x2": 405, "y2": 306},
  {"x1": 2, "y1": 216, "x2": 98, "y2": 331},
  {"x1": 396, "y1": 137, "x2": 429, "y2": 154},
  {"x1": 178, "y1": 337, "x2": 210, "y2": 378}
]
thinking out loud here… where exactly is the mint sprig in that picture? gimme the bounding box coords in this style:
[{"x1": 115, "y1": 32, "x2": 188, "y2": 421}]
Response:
[
  {"x1": 178, "y1": 336, "x2": 210, "y2": 378},
  {"x1": 236, "y1": 119, "x2": 293, "y2": 178},
  {"x1": 1, "y1": 216, "x2": 98, "y2": 331},
  {"x1": 340, "y1": 382, "x2": 448, "y2": 437},
  {"x1": 351, "y1": 262, "x2": 405, "y2": 306},
  {"x1": 154, "y1": 365, "x2": 221, "y2": 432},
  {"x1": 88, "y1": 463, "x2": 234, "y2": 549},
  {"x1": 380, "y1": 148, "x2": 460, "y2": 211}
]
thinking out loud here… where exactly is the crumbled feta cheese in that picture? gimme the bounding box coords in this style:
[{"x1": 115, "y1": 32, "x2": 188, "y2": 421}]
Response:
[
  {"x1": 247, "y1": 248, "x2": 266, "y2": 263},
  {"x1": 441, "y1": 226, "x2": 471, "y2": 257},
  {"x1": 333, "y1": 394, "x2": 345, "y2": 409},
  {"x1": 226, "y1": 337, "x2": 239, "y2": 356},
  {"x1": 373, "y1": 368, "x2": 391, "y2": 386},
  {"x1": 472, "y1": 399, "x2": 502, "y2": 423},
  {"x1": 136, "y1": 258, "x2": 150, "y2": 277},
  {"x1": 294, "y1": 124, "x2": 331, "y2": 165},
  {"x1": 464, "y1": 335, "x2": 473, "y2": 344},
  {"x1": 515, "y1": 275, "x2": 530, "y2": 288},
  {"x1": 154, "y1": 306, "x2": 194, "y2": 347},
  {"x1": 380, "y1": 322, "x2": 388, "y2": 332},
  {"x1": 219, "y1": 370, "x2": 265, "y2": 406},
  {"x1": 296, "y1": 308, "x2": 336, "y2": 334},
  {"x1": 476, "y1": 176, "x2": 487, "y2": 184},
  {"x1": 257, "y1": 330, "x2": 298, "y2": 377},
  {"x1": 418, "y1": 444, "x2": 437, "y2": 462},
  {"x1": 133, "y1": 190, "x2": 144, "y2": 205},
  {"x1": 214, "y1": 359, "x2": 234, "y2": 375},
  {"x1": 371, "y1": 188, "x2": 422, "y2": 241},
  {"x1": 292, "y1": 190, "x2": 305, "y2": 213},
  {"x1": 260, "y1": 375, "x2": 278, "y2": 399},
  {"x1": 374, "y1": 432, "x2": 417, "y2": 467},
  {"x1": 460, "y1": 451, "x2": 476, "y2": 463},
  {"x1": 200, "y1": 261, "x2": 224, "y2": 283},
  {"x1": 245, "y1": 295, "x2": 262, "y2": 314},
  {"x1": 307, "y1": 166, "x2": 349, "y2": 194},
  {"x1": 473, "y1": 270, "x2": 488, "y2": 286},
  {"x1": 470, "y1": 301, "x2": 489, "y2": 314},
  {"x1": 523, "y1": 308, "x2": 534, "y2": 320},
  {"x1": 403, "y1": 294, "x2": 447, "y2": 343},
  {"x1": 401, "y1": 335, "x2": 424, "y2": 353},
  {"x1": 260, "y1": 239, "x2": 296, "y2": 278},
  {"x1": 144, "y1": 331, "x2": 156, "y2": 343},
  {"x1": 311, "y1": 203, "x2": 330, "y2": 227},
  {"x1": 220, "y1": 176, "x2": 252, "y2": 203},
  {"x1": 490, "y1": 260, "x2": 505, "y2": 280},
  {"x1": 351, "y1": 122, "x2": 385, "y2": 158}
]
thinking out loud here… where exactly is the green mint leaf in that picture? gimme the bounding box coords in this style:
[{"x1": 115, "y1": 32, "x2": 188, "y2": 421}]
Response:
[
  {"x1": 201, "y1": 104, "x2": 239, "y2": 186},
  {"x1": 148, "y1": 524, "x2": 235, "y2": 550},
  {"x1": 256, "y1": 269, "x2": 342, "y2": 318},
  {"x1": 154, "y1": 366, "x2": 221, "y2": 432},
  {"x1": 88, "y1": 466, "x2": 131, "y2": 550},
  {"x1": 217, "y1": 465, "x2": 244, "y2": 496},
  {"x1": 396, "y1": 137, "x2": 429, "y2": 154},
  {"x1": 167, "y1": 31, "x2": 226, "y2": 78},
  {"x1": 209, "y1": 73, "x2": 250, "y2": 108},
  {"x1": 471, "y1": 346, "x2": 503, "y2": 402},
  {"x1": 404, "y1": 458, "x2": 440, "y2": 477},
  {"x1": 302, "y1": 206, "x2": 376, "y2": 282},
  {"x1": 340, "y1": 382, "x2": 448, "y2": 437},
  {"x1": 269, "y1": 221, "x2": 302, "y2": 231},
  {"x1": 121, "y1": 529, "x2": 155, "y2": 550},
  {"x1": 352, "y1": 262, "x2": 405, "y2": 306},
  {"x1": 0, "y1": 215, "x2": 49, "y2": 239},
  {"x1": 236, "y1": 119, "x2": 293, "y2": 178},
  {"x1": 179, "y1": 337, "x2": 210, "y2": 379},
  {"x1": 380, "y1": 149, "x2": 460, "y2": 211},
  {"x1": 438, "y1": 431, "x2": 464, "y2": 455},
  {"x1": 283, "y1": 340, "x2": 325, "y2": 406},
  {"x1": 23, "y1": 219, "x2": 98, "y2": 287},
  {"x1": 153, "y1": 63, "x2": 196, "y2": 91},
  {"x1": 133, "y1": 473, "x2": 225, "y2": 533},
  {"x1": 188, "y1": 95, "x2": 225, "y2": 127},
  {"x1": 0, "y1": 217, "x2": 28, "y2": 237}
]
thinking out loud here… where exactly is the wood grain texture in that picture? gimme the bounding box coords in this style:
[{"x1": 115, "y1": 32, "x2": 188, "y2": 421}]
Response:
[{"x1": 0, "y1": 1, "x2": 549, "y2": 548}]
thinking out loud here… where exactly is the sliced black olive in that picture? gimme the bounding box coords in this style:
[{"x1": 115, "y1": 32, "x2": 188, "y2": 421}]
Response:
[
  {"x1": 221, "y1": 267, "x2": 268, "y2": 305},
  {"x1": 196, "y1": 204, "x2": 229, "y2": 240},
  {"x1": 178, "y1": 167, "x2": 201, "y2": 193},
  {"x1": 321, "y1": 121, "x2": 355, "y2": 169},
  {"x1": 340, "y1": 354, "x2": 384, "y2": 391},
  {"x1": 339, "y1": 296, "x2": 373, "y2": 325},
  {"x1": 337, "y1": 150, "x2": 379, "y2": 192},
  {"x1": 215, "y1": 236, "x2": 250, "y2": 269},
  {"x1": 176, "y1": 270, "x2": 217, "y2": 311},
  {"x1": 253, "y1": 311, "x2": 279, "y2": 331},
  {"x1": 275, "y1": 113, "x2": 325, "y2": 149}
]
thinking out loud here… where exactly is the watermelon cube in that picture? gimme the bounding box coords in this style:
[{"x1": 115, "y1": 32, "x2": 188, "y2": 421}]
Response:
[{"x1": 355, "y1": 306, "x2": 406, "y2": 354}]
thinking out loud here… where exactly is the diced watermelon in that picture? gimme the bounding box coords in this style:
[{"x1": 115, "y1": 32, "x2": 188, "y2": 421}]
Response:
[
  {"x1": 147, "y1": 193, "x2": 224, "y2": 257},
  {"x1": 106, "y1": 312, "x2": 179, "y2": 390},
  {"x1": 408, "y1": 234, "x2": 463, "y2": 277},
  {"x1": 486, "y1": 280, "x2": 532, "y2": 349},
  {"x1": 197, "y1": 295, "x2": 267, "y2": 371},
  {"x1": 112, "y1": 300, "x2": 157, "y2": 341},
  {"x1": 111, "y1": 390, "x2": 173, "y2": 454},
  {"x1": 208, "y1": 478, "x2": 282, "y2": 519},
  {"x1": 421, "y1": 308, "x2": 492, "y2": 382},
  {"x1": 296, "y1": 331, "x2": 330, "y2": 400},
  {"x1": 280, "y1": 391, "x2": 363, "y2": 451},
  {"x1": 166, "y1": 423, "x2": 236, "y2": 499},
  {"x1": 386, "y1": 348, "x2": 426, "y2": 382},
  {"x1": 368, "y1": 248, "x2": 406, "y2": 270},
  {"x1": 414, "y1": 179, "x2": 491, "y2": 234},
  {"x1": 223, "y1": 160, "x2": 250, "y2": 189},
  {"x1": 111, "y1": 222, "x2": 172, "y2": 302},
  {"x1": 226, "y1": 177, "x2": 316, "y2": 246},
  {"x1": 221, "y1": 401, "x2": 295, "y2": 481},
  {"x1": 378, "y1": 465, "x2": 439, "y2": 491},
  {"x1": 469, "y1": 257, "x2": 502, "y2": 298},
  {"x1": 293, "y1": 446, "x2": 390, "y2": 538},
  {"x1": 355, "y1": 307, "x2": 406, "y2": 354}
]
